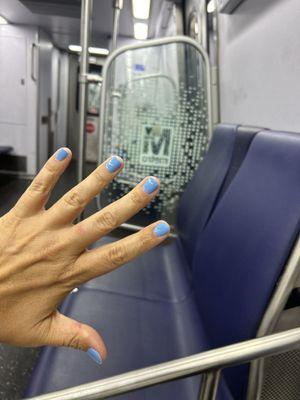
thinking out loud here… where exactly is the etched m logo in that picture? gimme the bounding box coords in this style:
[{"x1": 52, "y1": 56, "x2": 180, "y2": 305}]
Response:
[
  {"x1": 143, "y1": 126, "x2": 172, "y2": 156},
  {"x1": 140, "y1": 125, "x2": 173, "y2": 167}
]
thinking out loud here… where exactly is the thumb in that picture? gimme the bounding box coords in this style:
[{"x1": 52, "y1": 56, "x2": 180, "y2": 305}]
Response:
[{"x1": 43, "y1": 311, "x2": 107, "y2": 365}]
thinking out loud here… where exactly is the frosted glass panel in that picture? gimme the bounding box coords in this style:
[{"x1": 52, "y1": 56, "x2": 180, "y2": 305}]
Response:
[{"x1": 99, "y1": 41, "x2": 210, "y2": 227}]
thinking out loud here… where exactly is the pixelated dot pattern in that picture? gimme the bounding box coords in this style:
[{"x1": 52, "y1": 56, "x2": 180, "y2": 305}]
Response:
[{"x1": 100, "y1": 46, "x2": 210, "y2": 226}]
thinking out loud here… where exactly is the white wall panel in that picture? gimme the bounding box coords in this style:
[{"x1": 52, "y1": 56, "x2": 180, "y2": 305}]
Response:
[
  {"x1": 0, "y1": 24, "x2": 38, "y2": 175},
  {"x1": 219, "y1": 0, "x2": 300, "y2": 132}
]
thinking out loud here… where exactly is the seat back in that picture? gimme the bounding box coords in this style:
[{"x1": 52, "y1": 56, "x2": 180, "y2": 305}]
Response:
[
  {"x1": 191, "y1": 130, "x2": 300, "y2": 399},
  {"x1": 177, "y1": 124, "x2": 259, "y2": 265}
]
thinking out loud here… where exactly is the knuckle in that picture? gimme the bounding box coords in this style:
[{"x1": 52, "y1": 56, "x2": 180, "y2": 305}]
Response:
[
  {"x1": 63, "y1": 190, "x2": 84, "y2": 210},
  {"x1": 93, "y1": 168, "x2": 106, "y2": 184},
  {"x1": 107, "y1": 244, "x2": 128, "y2": 267},
  {"x1": 130, "y1": 190, "x2": 144, "y2": 207},
  {"x1": 94, "y1": 210, "x2": 118, "y2": 231},
  {"x1": 28, "y1": 180, "x2": 49, "y2": 196},
  {"x1": 140, "y1": 232, "x2": 153, "y2": 248},
  {"x1": 66, "y1": 328, "x2": 86, "y2": 351},
  {"x1": 44, "y1": 162, "x2": 57, "y2": 174},
  {"x1": 58, "y1": 267, "x2": 77, "y2": 288}
]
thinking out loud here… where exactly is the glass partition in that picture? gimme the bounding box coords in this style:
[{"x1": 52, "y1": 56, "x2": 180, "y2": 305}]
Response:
[{"x1": 98, "y1": 37, "x2": 212, "y2": 228}]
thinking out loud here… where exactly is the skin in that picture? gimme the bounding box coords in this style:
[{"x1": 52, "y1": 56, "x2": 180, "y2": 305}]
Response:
[{"x1": 0, "y1": 148, "x2": 170, "y2": 361}]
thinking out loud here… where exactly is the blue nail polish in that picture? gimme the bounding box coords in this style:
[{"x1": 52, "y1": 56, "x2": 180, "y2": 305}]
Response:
[
  {"x1": 143, "y1": 177, "x2": 158, "y2": 194},
  {"x1": 105, "y1": 156, "x2": 122, "y2": 173},
  {"x1": 87, "y1": 348, "x2": 102, "y2": 365},
  {"x1": 154, "y1": 222, "x2": 170, "y2": 237},
  {"x1": 56, "y1": 148, "x2": 69, "y2": 161}
]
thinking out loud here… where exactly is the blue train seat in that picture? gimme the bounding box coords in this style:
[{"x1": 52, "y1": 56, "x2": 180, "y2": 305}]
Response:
[{"x1": 25, "y1": 125, "x2": 300, "y2": 400}]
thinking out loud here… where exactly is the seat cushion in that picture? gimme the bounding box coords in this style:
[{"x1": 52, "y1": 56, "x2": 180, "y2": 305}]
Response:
[
  {"x1": 25, "y1": 287, "x2": 234, "y2": 400},
  {"x1": 25, "y1": 287, "x2": 210, "y2": 399}
]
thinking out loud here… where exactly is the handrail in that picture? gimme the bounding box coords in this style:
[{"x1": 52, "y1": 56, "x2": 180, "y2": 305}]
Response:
[
  {"x1": 27, "y1": 327, "x2": 300, "y2": 400},
  {"x1": 247, "y1": 235, "x2": 300, "y2": 399}
]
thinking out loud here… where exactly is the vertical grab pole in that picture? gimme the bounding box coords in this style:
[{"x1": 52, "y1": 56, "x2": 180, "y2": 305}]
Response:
[
  {"x1": 112, "y1": 0, "x2": 123, "y2": 51},
  {"x1": 78, "y1": 0, "x2": 93, "y2": 218},
  {"x1": 198, "y1": 370, "x2": 221, "y2": 400}
]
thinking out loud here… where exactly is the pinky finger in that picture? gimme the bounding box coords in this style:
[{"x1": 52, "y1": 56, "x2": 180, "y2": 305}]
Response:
[{"x1": 74, "y1": 221, "x2": 171, "y2": 284}]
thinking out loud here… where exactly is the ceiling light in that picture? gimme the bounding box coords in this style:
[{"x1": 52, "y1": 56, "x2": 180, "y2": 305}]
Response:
[
  {"x1": 68, "y1": 45, "x2": 109, "y2": 56},
  {"x1": 0, "y1": 15, "x2": 8, "y2": 25},
  {"x1": 132, "y1": 0, "x2": 151, "y2": 20},
  {"x1": 134, "y1": 22, "x2": 148, "y2": 40},
  {"x1": 89, "y1": 47, "x2": 109, "y2": 56},
  {"x1": 207, "y1": 0, "x2": 217, "y2": 13},
  {"x1": 68, "y1": 45, "x2": 82, "y2": 52}
]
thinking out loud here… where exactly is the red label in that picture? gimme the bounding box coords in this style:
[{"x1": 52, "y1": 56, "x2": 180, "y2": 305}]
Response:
[{"x1": 86, "y1": 122, "x2": 95, "y2": 134}]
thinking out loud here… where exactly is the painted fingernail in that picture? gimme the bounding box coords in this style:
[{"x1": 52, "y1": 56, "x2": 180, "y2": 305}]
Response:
[
  {"x1": 143, "y1": 177, "x2": 159, "y2": 194},
  {"x1": 87, "y1": 348, "x2": 102, "y2": 365},
  {"x1": 55, "y1": 148, "x2": 69, "y2": 161},
  {"x1": 105, "y1": 156, "x2": 122, "y2": 173},
  {"x1": 154, "y1": 222, "x2": 170, "y2": 237}
]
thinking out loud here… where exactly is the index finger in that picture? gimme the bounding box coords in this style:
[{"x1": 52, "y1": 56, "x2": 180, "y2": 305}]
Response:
[{"x1": 14, "y1": 148, "x2": 72, "y2": 218}]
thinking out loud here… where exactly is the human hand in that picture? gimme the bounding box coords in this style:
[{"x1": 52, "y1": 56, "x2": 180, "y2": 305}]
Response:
[{"x1": 0, "y1": 149, "x2": 170, "y2": 364}]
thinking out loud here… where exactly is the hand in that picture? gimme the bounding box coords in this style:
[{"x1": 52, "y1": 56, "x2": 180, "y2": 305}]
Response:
[{"x1": 0, "y1": 148, "x2": 170, "y2": 364}]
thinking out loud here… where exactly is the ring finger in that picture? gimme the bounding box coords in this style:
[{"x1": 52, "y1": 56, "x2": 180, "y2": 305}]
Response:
[{"x1": 70, "y1": 176, "x2": 160, "y2": 249}]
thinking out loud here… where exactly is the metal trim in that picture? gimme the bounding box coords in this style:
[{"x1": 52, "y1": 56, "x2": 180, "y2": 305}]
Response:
[
  {"x1": 96, "y1": 36, "x2": 213, "y2": 231},
  {"x1": 26, "y1": 328, "x2": 300, "y2": 400},
  {"x1": 198, "y1": 370, "x2": 221, "y2": 400},
  {"x1": 31, "y1": 43, "x2": 38, "y2": 82},
  {"x1": 77, "y1": 0, "x2": 93, "y2": 221},
  {"x1": 247, "y1": 235, "x2": 300, "y2": 399}
]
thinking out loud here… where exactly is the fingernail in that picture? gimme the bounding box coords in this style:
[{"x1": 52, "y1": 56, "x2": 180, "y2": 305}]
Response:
[
  {"x1": 105, "y1": 156, "x2": 122, "y2": 173},
  {"x1": 87, "y1": 348, "x2": 102, "y2": 365},
  {"x1": 143, "y1": 177, "x2": 159, "y2": 194},
  {"x1": 55, "y1": 148, "x2": 69, "y2": 161},
  {"x1": 154, "y1": 222, "x2": 170, "y2": 237}
]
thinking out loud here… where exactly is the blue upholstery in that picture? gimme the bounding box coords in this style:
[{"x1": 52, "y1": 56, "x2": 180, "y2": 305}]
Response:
[
  {"x1": 26, "y1": 287, "x2": 210, "y2": 399},
  {"x1": 193, "y1": 130, "x2": 300, "y2": 398},
  {"x1": 25, "y1": 125, "x2": 300, "y2": 400},
  {"x1": 177, "y1": 124, "x2": 238, "y2": 265},
  {"x1": 177, "y1": 124, "x2": 259, "y2": 265}
]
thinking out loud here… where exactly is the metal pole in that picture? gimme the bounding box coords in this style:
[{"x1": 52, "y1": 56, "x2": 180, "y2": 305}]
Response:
[
  {"x1": 27, "y1": 327, "x2": 300, "y2": 400},
  {"x1": 198, "y1": 370, "x2": 220, "y2": 400},
  {"x1": 111, "y1": 0, "x2": 123, "y2": 51},
  {"x1": 78, "y1": 0, "x2": 93, "y2": 187}
]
